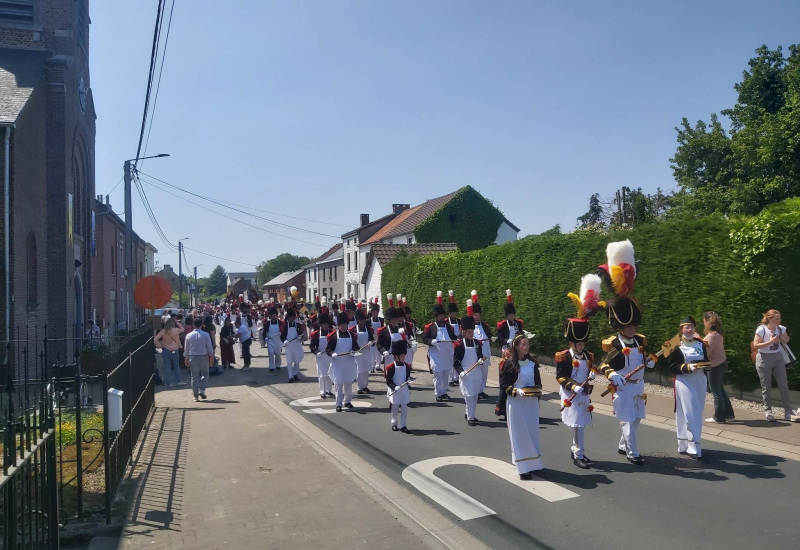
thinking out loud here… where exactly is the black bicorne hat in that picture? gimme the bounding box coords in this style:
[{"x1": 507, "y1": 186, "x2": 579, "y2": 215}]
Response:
[
  {"x1": 564, "y1": 318, "x2": 591, "y2": 342},
  {"x1": 606, "y1": 297, "x2": 642, "y2": 330},
  {"x1": 680, "y1": 316, "x2": 696, "y2": 327}
]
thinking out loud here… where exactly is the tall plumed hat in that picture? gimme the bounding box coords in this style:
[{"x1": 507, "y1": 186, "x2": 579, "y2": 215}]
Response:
[
  {"x1": 447, "y1": 290, "x2": 459, "y2": 313},
  {"x1": 470, "y1": 290, "x2": 481, "y2": 313},
  {"x1": 597, "y1": 240, "x2": 642, "y2": 329},
  {"x1": 346, "y1": 293, "x2": 357, "y2": 311},
  {"x1": 433, "y1": 291, "x2": 446, "y2": 317},
  {"x1": 565, "y1": 274, "x2": 605, "y2": 342},
  {"x1": 355, "y1": 308, "x2": 366, "y2": 321},
  {"x1": 504, "y1": 289, "x2": 516, "y2": 315},
  {"x1": 461, "y1": 315, "x2": 476, "y2": 331},
  {"x1": 391, "y1": 339, "x2": 408, "y2": 357},
  {"x1": 318, "y1": 312, "x2": 331, "y2": 326},
  {"x1": 370, "y1": 296, "x2": 380, "y2": 312}
]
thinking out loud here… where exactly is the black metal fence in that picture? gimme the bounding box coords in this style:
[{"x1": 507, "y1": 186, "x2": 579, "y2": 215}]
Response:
[
  {"x1": 103, "y1": 332, "x2": 156, "y2": 523},
  {"x1": 1, "y1": 323, "x2": 156, "y2": 547}
]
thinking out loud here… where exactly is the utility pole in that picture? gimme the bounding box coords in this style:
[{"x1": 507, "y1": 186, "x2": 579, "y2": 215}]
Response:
[
  {"x1": 123, "y1": 160, "x2": 133, "y2": 276},
  {"x1": 178, "y1": 240, "x2": 183, "y2": 310}
]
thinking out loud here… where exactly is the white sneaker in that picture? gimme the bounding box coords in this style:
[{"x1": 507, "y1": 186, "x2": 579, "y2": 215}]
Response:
[
  {"x1": 791, "y1": 414, "x2": 800, "y2": 423},
  {"x1": 785, "y1": 411, "x2": 793, "y2": 421},
  {"x1": 704, "y1": 417, "x2": 722, "y2": 423},
  {"x1": 765, "y1": 411, "x2": 775, "y2": 422}
]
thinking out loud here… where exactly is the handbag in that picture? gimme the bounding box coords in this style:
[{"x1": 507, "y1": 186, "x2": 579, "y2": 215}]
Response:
[{"x1": 780, "y1": 342, "x2": 797, "y2": 368}]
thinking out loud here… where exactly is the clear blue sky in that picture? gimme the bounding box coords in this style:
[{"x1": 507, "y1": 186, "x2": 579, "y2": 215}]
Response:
[{"x1": 90, "y1": 0, "x2": 800, "y2": 278}]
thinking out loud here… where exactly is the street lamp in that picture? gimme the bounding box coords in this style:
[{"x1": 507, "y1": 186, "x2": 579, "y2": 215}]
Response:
[
  {"x1": 123, "y1": 153, "x2": 169, "y2": 278},
  {"x1": 178, "y1": 237, "x2": 190, "y2": 310}
]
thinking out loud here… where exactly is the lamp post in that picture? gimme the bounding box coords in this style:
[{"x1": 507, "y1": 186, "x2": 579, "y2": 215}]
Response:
[
  {"x1": 123, "y1": 153, "x2": 169, "y2": 278},
  {"x1": 178, "y1": 238, "x2": 190, "y2": 310}
]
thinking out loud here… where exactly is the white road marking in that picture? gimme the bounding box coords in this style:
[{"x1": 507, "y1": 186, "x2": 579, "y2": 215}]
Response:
[
  {"x1": 289, "y1": 396, "x2": 374, "y2": 415},
  {"x1": 402, "y1": 456, "x2": 579, "y2": 521}
]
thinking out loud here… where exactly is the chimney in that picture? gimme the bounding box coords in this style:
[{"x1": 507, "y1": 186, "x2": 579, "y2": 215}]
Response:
[
  {"x1": 392, "y1": 204, "x2": 410, "y2": 215},
  {"x1": 360, "y1": 214, "x2": 370, "y2": 226}
]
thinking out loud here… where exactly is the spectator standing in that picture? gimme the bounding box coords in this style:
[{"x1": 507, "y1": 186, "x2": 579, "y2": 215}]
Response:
[
  {"x1": 184, "y1": 317, "x2": 214, "y2": 401},
  {"x1": 753, "y1": 309, "x2": 792, "y2": 421},
  {"x1": 234, "y1": 318, "x2": 253, "y2": 371},
  {"x1": 703, "y1": 311, "x2": 734, "y2": 423},
  {"x1": 155, "y1": 317, "x2": 184, "y2": 386}
]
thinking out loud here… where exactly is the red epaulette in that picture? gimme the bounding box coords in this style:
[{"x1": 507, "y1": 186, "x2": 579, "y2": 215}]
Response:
[
  {"x1": 496, "y1": 320, "x2": 505, "y2": 330},
  {"x1": 424, "y1": 322, "x2": 435, "y2": 332}
]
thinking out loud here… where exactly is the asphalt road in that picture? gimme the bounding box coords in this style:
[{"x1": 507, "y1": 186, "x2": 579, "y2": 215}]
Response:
[{"x1": 268, "y1": 352, "x2": 799, "y2": 550}]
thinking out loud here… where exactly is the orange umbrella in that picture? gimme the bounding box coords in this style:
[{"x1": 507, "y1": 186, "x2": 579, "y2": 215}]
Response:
[{"x1": 134, "y1": 275, "x2": 172, "y2": 309}]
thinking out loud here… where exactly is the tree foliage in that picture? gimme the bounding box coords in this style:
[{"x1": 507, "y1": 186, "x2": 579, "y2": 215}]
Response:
[
  {"x1": 576, "y1": 188, "x2": 672, "y2": 230},
  {"x1": 671, "y1": 44, "x2": 800, "y2": 216},
  {"x1": 206, "y1": 265, "x2": 228, "y2": 295},
  {"x1": 257, "y1": 253, "x2": 310, "y2": 285}
]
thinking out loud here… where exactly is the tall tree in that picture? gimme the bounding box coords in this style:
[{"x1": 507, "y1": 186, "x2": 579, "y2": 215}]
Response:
[
  {"x1": 577, "y1": 193, "x2": 604, "y2": 229},
  {"x1": 257, "y1": 253, "x2": 310, "y2": 285},
  {"x1": 671, "y1": 44, "x2": 800, "y2": 216},
  {"x1": 206, "y1": 265, "x2": 228, "y2": 295}
]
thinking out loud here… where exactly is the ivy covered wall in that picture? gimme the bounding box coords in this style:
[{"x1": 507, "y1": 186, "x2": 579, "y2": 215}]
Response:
[
  {"x1": 383, "y1": 198, "x2": 800, "y2": 391},
  {"x1": 414, "y1": 186, "x2": 506, "y2": 252}
]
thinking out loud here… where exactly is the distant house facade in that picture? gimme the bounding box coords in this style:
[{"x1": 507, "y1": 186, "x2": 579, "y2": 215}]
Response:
[
  {"x1": 304, "y1": 243, "x2": 345, "y2": 302},
  {"x1": 262, "y1": 269, "x2": 306, "y2": 304},
  {"x1": 341, "y1": 207, "x2": 407, "y2": 301},
  {"x1": 155, "y1": 264, "x2": 181, "y2": 293},
  {"x1": 362, "y1": 243, "x2": 458, "y2": 305},
  {"x1": 227, "y1": 271, "x2": 258, "y2": 291}
]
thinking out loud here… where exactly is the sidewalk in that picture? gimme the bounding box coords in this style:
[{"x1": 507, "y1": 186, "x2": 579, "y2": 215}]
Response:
[{"x1": 116, "y1": 372, "x2": 448, "y2": 549}]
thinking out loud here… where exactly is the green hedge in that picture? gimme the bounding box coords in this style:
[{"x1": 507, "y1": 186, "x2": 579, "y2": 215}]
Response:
[{"x1": 384, "y1": 200, "x2": 800, "y2": 391}]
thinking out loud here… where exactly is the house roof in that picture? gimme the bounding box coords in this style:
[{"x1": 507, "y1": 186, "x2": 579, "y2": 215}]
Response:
[
  {"x1": 0, "y1": 48, "x2": 51, "y2": 124},
  {"x1": 303, "y1": 243, "x2": 343, "y2": 269},
  {"x1": 503, "y1": 217, "x2": 521, "y2": 233},
  {"x1": 341, "y1": 211, "x2": 398, "y2": 240},
  {"x1": 228, "y1": 272, "x2": 258, "y2": 280},
  {"x1": 361, "y1": 243, "x2": 458, "y2": 284},
  {"x1": 362, "y1": 191, "x2": 459, "y2": 245},
  {"x1": 262, "y1": 269, "x2": 304, "y2": 287}
]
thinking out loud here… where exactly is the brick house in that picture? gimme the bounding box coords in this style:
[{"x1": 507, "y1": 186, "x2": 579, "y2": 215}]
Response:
[
  {"x1": 261, "y1": 269, "x2": 306, "y2": 304},
  {"x1": 0, "y1": 0, "x2": 97, "y2": 364},
  {"x1": 93, "y1": 197, "x2": 156, "y2": 337},
  {"x1": 155, "y1": 264, "x2": 181, "y2": 293}
]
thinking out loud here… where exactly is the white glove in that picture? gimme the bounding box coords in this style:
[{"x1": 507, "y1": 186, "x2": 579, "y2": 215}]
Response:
[
  {"x1": 478, "y1": 358, "x2": 485, "y2": 364},
  {"x1": 588, "y1": 371, "x2": 597, "y2": 381},
  {"x1": 430, "y1": 339, "x2": 438, "y2": 345},
  {"x1": 316, "y1": 352, "x2": 323, "y2": 357},
  {"x1": 507, "y1": 339, "x2": 513, "y2": 346},
  {"x1": 382, "y1": 351, "x2": 389, "y2": 357},
  {"x1": 332, "y1": 353, "x2": 338, "y2": 358},
  {"x1": 646, "y1": 360, "x2": 656, "y2": 369},
  {"x1": 573, "y1": 386, "x2": 584, "y2": 395},
  {"x1": 459, "y1": 371, "x2": 466, "y2": 379},
  {"x1": 609, "y1": 372, "x2": 626, "y2": 386},
  {"x1": 687, "y1": 364, "x2": 696, "y2": 372}
]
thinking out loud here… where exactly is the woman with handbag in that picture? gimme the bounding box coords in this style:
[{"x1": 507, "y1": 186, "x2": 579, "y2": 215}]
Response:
[
  {"x1": 499, "y1": 334, "x2": 544, "y2": 479},
  {"x1": 753, "y1": 310, "x2": 792, "y2": 422}
]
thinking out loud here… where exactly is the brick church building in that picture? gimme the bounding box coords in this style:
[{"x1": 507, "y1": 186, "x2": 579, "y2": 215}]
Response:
[{"x1": 0, "y1": 0, "x2": 96, "y2": 362}]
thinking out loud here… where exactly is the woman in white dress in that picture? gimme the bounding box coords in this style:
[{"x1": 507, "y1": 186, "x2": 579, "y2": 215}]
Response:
[
  {"x1": 500, "y1": 334, "x2": 544, "y2": 479},
  {"x1": 667, "y1": 316, "x2": 710, "y2": 458}
]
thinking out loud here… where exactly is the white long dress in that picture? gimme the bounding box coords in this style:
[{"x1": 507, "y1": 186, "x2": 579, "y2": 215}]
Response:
[
  {"x1": 507, "y1": 360, "x2": 544, "y2": 473},
  {"x1": 675, "y1": 339, "x2": 706, "y2": 455}
]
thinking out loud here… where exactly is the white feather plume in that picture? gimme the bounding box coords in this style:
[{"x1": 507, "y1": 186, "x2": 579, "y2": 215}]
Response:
[
  {"x1": 436, "y1": 290, "x2": 443, "y2": 298},
  {"x1": 606, "y1": 240, "x2": 636, "y2": 274},
  {"x1": 579, "y1": 274, "x2": 602, "y2": 303}
]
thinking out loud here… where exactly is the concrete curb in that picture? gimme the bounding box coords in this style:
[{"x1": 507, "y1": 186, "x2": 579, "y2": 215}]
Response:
[{"x1": 249, "y1": 385, "x2": 490, "y2": 550}]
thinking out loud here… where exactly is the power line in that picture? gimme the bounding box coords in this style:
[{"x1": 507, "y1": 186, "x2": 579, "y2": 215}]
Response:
[
  {"x1": 133, "y1": 171, "x2": 176, "y2": 250},
  {"x1": 136, "y1": 170, "x2": 353, "y2": 228},
  {"x1": 141, "y1": 0, "x2": 176, "y2": 164},
  {"x1": 134, "y1": 0, "x2": 166, "y2": 167},
  {"x1": 135, "y1": 171, "x2": 342, "y2": 238},
  {"x1": 105, "y1": 175, "x2": 124, "y2": 195},
  {"x1": 138, "y1": 176, "x2": 333, "y2": 247},
  {"x1": 183, "y1": 246, "x2": 258, "y2": 268}
]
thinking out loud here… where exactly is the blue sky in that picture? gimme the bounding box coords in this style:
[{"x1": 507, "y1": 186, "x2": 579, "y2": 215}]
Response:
[{"x1": 90, "y1": 0, "x2": 800, "y2": 278}]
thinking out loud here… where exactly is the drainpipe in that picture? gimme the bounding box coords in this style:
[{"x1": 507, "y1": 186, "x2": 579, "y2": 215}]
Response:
[{"x1": 3, "y1": 124, "x2": 12, "y2": 358}]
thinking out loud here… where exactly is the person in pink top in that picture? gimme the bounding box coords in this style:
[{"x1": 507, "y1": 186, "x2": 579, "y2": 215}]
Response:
[{"x1": 702, "y1": 311, "x2": 734, "y2": 423}]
